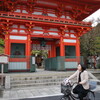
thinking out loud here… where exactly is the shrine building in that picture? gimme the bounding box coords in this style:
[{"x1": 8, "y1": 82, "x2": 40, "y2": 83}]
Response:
[{"x1": 0, "y1": 0, "x2": 100, "y2": 72}]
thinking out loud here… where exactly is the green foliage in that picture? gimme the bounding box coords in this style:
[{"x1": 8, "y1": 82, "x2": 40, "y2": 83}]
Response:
[
  {"x1": 0, "y1": 38, "x2": 4, "y2": 54},
  {"x1": 31, "y1": 50, "x2": 48, "y2": 58},
  {"x1": 80, "y1": 23, "x2": 100, "y2": 57},
  {"x1": 0, "y1": 38, "x2": 4, "y2": 47},
  {"x1": 0, "y1": 47, "x2": 4, "y2": 54},
  {"x1": 95, "y1": 37, "x2": 100, "y2": 55}
]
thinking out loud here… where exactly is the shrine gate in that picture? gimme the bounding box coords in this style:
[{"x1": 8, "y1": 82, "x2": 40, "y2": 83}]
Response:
[{"x1": 0, "y1": 0, "x2": 99, "y2": 72}]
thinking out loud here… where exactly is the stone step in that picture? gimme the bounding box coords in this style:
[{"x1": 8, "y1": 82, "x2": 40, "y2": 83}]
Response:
[
  {"x1": 10, "y1": 72, "x2": 73, "y2": 88},
  {"x1": 10, "y1": 73, "x2": 72, "y2": 82},
  {"x1": 4, "y1": 70, "x2": 100, "y2": 89},
  {"x1": 10, "y1": 75, "x2": 68, "y2": 80},
  {"x1": 10, "y1": 72, "x2": 71, "y2": 78},
  {"x1": 10, "y1": 75, "x2": 67, "y2": 81},
  {"x1": 11, "y1": 82, "x2": 62, "y2": 88},
  {"x1": 10, "y1": 77, "x2": 67, "y2": 88},
  {"x1": 11, "y1": 78, "x2": 64, "y2": 83}
]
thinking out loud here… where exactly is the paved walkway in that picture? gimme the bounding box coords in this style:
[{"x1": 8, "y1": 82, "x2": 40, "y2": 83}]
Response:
[
  {"x1": 20, "y1": 93, "x2": 100, "y2": 100},
  {"x1": 0, "y1": 69, "x2": 100, "y2": 100},
  {"x1": 1, "y1": 86, "x2": 61, "y2": 100},
  {"x1": 1, "y1": 85, "x2": 100, "y2": 100}
]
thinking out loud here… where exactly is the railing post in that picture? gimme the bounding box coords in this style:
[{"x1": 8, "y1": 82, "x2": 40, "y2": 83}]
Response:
[{"x1": 1, "y1": 64, "x2": 4, "y2": 86}]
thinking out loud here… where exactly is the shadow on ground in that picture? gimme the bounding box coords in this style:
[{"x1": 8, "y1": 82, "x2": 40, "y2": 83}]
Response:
[{"x1": 20, "y1": 92, "x2": 100, "y2": 100}]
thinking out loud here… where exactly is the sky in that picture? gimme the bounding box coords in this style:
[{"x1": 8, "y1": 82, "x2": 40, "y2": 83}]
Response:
[{"x1": 83, "y1": 9, "x2": 100, "y2": 26}]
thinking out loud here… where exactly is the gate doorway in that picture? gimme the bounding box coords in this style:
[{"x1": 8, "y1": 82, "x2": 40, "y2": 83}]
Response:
[
  {"x1": 31, "y1": 50, "x2": 48, "y2": 69},
  {"x1": 31, "y1": 37, "x2": 59, "y2": 70}
]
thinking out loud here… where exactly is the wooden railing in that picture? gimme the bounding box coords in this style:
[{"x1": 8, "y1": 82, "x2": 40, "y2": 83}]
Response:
[{"x1": 0, "y1": 12, "x2": 91, "y2": 27}]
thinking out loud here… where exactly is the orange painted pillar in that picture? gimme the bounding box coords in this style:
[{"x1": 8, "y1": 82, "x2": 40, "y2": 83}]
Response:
[
  {"x1": 60, "y1": 36, "x2": 64, "y2": 56},
  {"x1": 4, "y1": 34, "x2": 10, "y2": 55},
  {"x1": 76, "y1": 38, "x2": 80, "y2": 57},
  {"x1": 76, "y1": 38, "x2": 80, "y2": 63},
  {"x1": 26, "y1": 35, "x2": 31, "y2": 56},
  {"x1": 26, "y1": 35, "x2": 31, "y2": 69}
]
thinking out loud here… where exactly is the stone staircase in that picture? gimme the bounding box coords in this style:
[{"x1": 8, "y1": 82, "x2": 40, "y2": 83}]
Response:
[
  {"x1": 9, "y1": 71, "x2": 74, "y2": 89},
  {"x1": 5, "y1": 69, "x2": 99, "y2": 89}
]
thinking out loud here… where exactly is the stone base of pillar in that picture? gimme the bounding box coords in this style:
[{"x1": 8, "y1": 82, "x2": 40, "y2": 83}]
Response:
[{"x1": 5, "y1": 76, "x2": 10, "y2": 89}]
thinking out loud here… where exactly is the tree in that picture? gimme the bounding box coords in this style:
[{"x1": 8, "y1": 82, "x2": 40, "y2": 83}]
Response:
[
  {"x1": 95, "y1": 36, "x2": 100, "y2": 55},
  {"x1": 80, "y1": 23, "x2": 100, "y2": 57},
  {"x1": 0, "y1": 38, "x2": 4, "y2": 54},
  {"x1": 0, "y1": 38, "x2": 4, "y2": 47},
  {"x1": 31, "y1": 50, "x2": 48, "y2": 58},
  {"x1": 94, "y1": 23, "x2": 100, "y2": 55}
]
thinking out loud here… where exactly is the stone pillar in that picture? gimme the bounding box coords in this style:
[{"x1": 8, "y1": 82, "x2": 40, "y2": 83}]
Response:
[{"x1": 5, "y1": 76, "x2": 10, "y2": 89}]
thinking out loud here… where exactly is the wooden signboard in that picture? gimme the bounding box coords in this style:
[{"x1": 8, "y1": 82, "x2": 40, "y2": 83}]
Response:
[{"x1": 0, "y1": 54, "x2": 9, "y2": 64}]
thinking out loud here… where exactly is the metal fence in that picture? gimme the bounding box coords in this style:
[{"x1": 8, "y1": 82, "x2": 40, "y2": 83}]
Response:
[
  {"x1": 45, "y1": 56, "x2": 84, "y2": 71},
  {"x1": 0, "y1": 56, "x2": 84, "y2": 72}
]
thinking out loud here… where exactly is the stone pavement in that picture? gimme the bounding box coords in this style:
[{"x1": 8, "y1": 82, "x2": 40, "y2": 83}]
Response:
[
  {"x1": 1, "y1": 84, "x2": 100, "y2": 100},
  {"x1": 20, "y1": 93, "x2": 100, "y2": 100},
  {"x1": 0, "y1": 69, "x2": 100, "y2": 100},
  {"x1": 1, "y1": 86, "x2": 62, "y2": 100}
]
